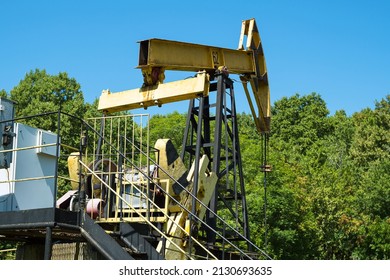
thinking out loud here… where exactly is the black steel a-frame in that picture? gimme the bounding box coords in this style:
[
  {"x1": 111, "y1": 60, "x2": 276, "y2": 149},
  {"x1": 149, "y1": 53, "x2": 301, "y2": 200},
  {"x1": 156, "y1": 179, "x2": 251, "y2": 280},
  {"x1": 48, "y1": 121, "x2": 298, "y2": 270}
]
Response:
[{"x1": 180, "y1": 71, "x2": 250, "y2": 250}]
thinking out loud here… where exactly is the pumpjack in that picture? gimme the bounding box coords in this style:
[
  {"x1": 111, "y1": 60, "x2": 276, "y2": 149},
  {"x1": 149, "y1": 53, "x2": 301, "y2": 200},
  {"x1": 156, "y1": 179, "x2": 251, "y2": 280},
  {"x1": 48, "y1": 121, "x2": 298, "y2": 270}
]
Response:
[{"x1": 0, "y1": 19, "x2": 270, "y2": 260}]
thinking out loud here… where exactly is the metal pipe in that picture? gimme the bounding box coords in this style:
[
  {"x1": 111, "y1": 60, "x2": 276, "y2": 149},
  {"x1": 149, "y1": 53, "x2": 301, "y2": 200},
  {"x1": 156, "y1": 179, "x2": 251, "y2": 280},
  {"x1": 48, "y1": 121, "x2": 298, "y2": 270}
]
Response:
[
  {"x1": 52, "y1": 110, "x2": 61, "y2": 212},
  {"x1": 44, "y1": 226, "x2": 52, "y2": 260},
  {"x1": 0, "y1": 175, "x2": 55, "y2": 184},
  {"x1": 0, "y1": 222, "x2": 56, "y2": 230},
  {"x1": 0, "y1": 143, "x2": 57, "y2": 154},
  {"x1": 118, "y1": 136, "x2": 124, "y2": 220}
]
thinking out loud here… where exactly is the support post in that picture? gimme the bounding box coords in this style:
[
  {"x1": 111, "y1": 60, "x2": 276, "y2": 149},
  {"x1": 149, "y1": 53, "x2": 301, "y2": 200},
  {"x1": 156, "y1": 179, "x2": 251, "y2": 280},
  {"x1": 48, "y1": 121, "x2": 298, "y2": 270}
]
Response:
[{"x1": 44, "y1": 226, "x2": 52, "y2": 260}]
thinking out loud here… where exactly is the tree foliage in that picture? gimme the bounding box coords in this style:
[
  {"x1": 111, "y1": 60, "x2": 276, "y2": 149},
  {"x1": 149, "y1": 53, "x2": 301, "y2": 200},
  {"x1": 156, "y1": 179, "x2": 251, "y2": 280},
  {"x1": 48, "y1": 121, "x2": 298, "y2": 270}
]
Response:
[
  {"x1": 148, "y1": 111, "x2": 186, "y2": 150},
  {"x1": 10, "y1": 69, "x2": 86, "y2": 148},
  {"x1": 0, "y1": 89, "x2": 7, "y2": 98},
  {"x1": 243, "y1": 93, "x2": 390, "y2": 259}
]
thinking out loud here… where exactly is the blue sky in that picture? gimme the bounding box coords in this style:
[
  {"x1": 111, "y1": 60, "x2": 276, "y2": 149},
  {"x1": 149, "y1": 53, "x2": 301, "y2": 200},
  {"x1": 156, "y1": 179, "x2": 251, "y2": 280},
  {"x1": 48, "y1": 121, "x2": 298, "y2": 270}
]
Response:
[{"x1": 1, "y1": 0, "x2": 389, "y2": 116}]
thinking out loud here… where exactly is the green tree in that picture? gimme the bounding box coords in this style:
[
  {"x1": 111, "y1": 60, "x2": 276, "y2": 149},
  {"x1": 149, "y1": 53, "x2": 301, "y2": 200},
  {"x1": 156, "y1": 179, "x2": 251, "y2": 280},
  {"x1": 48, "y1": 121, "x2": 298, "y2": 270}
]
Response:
[
  {"x1": 10, "y1": 69, "x2": 85, "y2": 139},
  {"x1": 209, "y1": 94, "x2": 390, "y2": 260},
  {"x1": 237, "y1": 113, "x2": 262, "y2": 183},
  {"x1": 350, "y1": 95, "x2": 390, "y2": 167},
  {"x1": 148, "y1": 111, "x2": 186, "y2": 150},
  {"x1": 240, "y1": 93, "x2": 330, "y2": 259},
  {"x1": 0, "y1": 89, "x2": 7, "y2": 98},
  {"x1": 271, "y1": 93, "x2": 330, "y2": 155},
  {"x1": 343, "y1": 95, "x2": 390, "y2": 259}
]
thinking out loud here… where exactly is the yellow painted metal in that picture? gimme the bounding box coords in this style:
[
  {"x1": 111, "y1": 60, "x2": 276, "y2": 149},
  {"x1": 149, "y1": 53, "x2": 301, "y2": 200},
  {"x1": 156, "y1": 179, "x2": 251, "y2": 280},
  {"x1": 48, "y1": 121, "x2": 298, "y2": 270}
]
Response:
[
  {"x1": 157, "y1": 154, "x2": 218, "y2": 260},
  {"x1": 67, "y1": 152, "x2": 80, "y2": 190},
  {"x1": 98, "y1": 71, "x2": 209, "y2": 113},
  {"x1": 112, "y1": 179, "x2": 173, "y2": 223},
  {"x1": 136, "y1": 19, "x2": 270, "y2": 133},
  {"x1": 238, "y1": 19, "x2": 271, "y2": 133},
  {"x1": 153, "y1": 139, "x2": 218, "y2": 260},
  {"x1": 98, "y1": 18, "x2": 271, "y2": 133},
  {"x1": 138, "y1": 39, "x2": 256, "y2": 74}
]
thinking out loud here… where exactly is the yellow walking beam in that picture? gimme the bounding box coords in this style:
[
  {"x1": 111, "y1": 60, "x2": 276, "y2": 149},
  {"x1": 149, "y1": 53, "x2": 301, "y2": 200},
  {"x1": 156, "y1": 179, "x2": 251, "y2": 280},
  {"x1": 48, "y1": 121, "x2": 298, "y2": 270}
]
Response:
[
  {"x1": 138, "y1": 39, "x2": 256, "y2": 75},
  {"x1": 98, "y1": 72, "x2": 210, "y2": 112},
  {"x1": 98, "y1": 19, "x2": 270, "y2": 133}
]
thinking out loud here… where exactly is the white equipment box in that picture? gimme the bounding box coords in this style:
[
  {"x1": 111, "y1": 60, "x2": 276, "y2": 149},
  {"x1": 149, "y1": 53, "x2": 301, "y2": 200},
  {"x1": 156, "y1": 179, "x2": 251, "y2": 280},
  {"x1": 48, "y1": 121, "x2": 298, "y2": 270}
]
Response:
[{"x1": 0, "y1": 123, "x2": 58, "y2": 211}]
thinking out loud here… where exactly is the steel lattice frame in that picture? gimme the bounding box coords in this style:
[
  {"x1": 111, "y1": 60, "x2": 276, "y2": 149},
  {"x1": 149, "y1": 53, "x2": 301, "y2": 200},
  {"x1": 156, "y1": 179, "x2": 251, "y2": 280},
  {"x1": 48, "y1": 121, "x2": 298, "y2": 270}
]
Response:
[{"x1": 180, "y1": 72, "x2": 250, "y2": 250}]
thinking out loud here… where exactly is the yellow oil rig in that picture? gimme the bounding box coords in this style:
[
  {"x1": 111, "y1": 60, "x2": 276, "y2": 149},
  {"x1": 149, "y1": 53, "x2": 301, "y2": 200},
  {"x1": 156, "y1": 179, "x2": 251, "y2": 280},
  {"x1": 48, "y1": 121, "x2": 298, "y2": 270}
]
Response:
[{"x1": 0, "y1": 19, "x2": 270, "y2": 260}]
